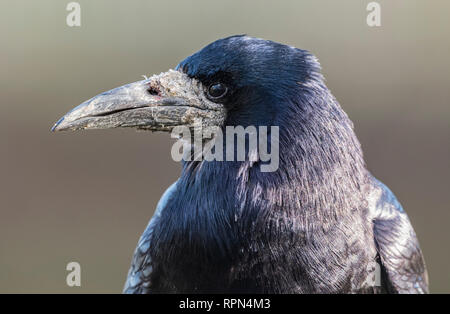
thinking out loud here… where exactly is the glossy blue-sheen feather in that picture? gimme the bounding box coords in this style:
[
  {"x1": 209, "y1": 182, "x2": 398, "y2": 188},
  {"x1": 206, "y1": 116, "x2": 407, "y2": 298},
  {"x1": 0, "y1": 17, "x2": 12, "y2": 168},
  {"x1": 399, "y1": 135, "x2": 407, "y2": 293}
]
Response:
[{"x1": 124, "y1": 36, "x2": 428, "y2": 293}]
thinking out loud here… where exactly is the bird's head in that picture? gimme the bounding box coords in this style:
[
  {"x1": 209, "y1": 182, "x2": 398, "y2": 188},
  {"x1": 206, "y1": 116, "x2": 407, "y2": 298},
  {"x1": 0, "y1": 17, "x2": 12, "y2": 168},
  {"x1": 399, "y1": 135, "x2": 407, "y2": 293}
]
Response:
[
  {"x1": 51, "y1": 35, "x2": 368, "y2": 226},
  {"x1": 51, "y1": 35, "x2": 323, "y2": 133}
]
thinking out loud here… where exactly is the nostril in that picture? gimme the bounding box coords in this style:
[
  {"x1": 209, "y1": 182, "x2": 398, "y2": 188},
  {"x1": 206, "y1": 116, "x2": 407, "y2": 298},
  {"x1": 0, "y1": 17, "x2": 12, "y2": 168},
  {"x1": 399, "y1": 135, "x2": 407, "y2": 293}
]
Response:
[{"x1": 147, "y1": 87, "x2": 160, "y2": 96}]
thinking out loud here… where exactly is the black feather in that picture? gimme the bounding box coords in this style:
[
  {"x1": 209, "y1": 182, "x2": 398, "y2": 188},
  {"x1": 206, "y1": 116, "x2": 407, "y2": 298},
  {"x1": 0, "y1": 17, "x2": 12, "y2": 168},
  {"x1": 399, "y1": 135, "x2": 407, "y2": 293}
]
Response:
[{"x1": 124, "y1": 36, "x2": 428, "y2": 294}]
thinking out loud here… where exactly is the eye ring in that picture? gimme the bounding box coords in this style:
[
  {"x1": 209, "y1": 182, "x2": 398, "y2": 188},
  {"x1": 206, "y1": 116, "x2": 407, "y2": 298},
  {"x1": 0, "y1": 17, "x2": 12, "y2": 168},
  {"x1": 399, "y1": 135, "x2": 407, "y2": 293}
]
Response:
[{"x1": 207, "y1": 82, "x2": 228, "y2": 100}]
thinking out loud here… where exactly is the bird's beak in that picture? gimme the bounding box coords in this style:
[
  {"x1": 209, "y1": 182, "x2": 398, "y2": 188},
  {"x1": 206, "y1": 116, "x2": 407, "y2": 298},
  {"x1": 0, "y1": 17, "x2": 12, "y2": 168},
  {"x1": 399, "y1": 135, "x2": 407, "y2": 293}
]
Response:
[{"x1": 51, "y1": 70, "x2": 225, "y2": 132}]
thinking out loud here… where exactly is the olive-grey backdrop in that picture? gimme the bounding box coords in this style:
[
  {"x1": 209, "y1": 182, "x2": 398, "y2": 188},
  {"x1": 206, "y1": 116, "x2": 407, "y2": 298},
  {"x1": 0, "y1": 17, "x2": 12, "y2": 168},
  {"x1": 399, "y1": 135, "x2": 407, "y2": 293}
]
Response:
[{"x1": 1, "y1": 0, "x2": 449, "y2": 293}]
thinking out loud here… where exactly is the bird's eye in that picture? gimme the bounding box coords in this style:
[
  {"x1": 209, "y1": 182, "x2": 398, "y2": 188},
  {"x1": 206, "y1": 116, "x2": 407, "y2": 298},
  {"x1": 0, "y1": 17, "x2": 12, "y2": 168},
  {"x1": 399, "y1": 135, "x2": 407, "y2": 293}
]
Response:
[{"x1": 207, "y1": 83, "x2": 228, "y2": 100}]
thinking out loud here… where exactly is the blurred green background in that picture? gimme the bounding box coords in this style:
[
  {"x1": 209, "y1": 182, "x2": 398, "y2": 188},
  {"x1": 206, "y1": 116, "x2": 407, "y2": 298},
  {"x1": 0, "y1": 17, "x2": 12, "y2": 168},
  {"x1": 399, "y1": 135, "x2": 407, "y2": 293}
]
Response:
[{"x1": 0, "y1": 0, "x2": 449, "y2": 293}]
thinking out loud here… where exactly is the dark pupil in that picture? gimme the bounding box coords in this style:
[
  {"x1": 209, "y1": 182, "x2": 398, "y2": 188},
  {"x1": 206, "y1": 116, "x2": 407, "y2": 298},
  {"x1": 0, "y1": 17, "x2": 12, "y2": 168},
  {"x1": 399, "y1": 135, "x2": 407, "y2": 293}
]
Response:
[{"x1": 209, "y1": 83, "x2": 227, "y2": 98}]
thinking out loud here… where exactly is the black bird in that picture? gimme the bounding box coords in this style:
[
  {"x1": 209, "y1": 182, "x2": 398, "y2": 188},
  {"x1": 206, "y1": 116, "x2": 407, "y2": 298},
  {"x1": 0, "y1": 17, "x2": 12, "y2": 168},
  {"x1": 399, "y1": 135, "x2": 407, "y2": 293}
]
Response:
[{"x1": 52, "y1": 35, "x2": 428, "y2": 293}]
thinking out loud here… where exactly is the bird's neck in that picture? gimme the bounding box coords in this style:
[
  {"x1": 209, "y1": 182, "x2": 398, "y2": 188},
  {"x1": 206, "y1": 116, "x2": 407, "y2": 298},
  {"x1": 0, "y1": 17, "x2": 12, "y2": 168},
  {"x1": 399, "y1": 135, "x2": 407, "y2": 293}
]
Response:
[
  {"x1": 153, "y1": 84, "x2": 370, "y2": 279},
  {"x1": 268, "y1": 83, "x2": 370, "y2": 224}
]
